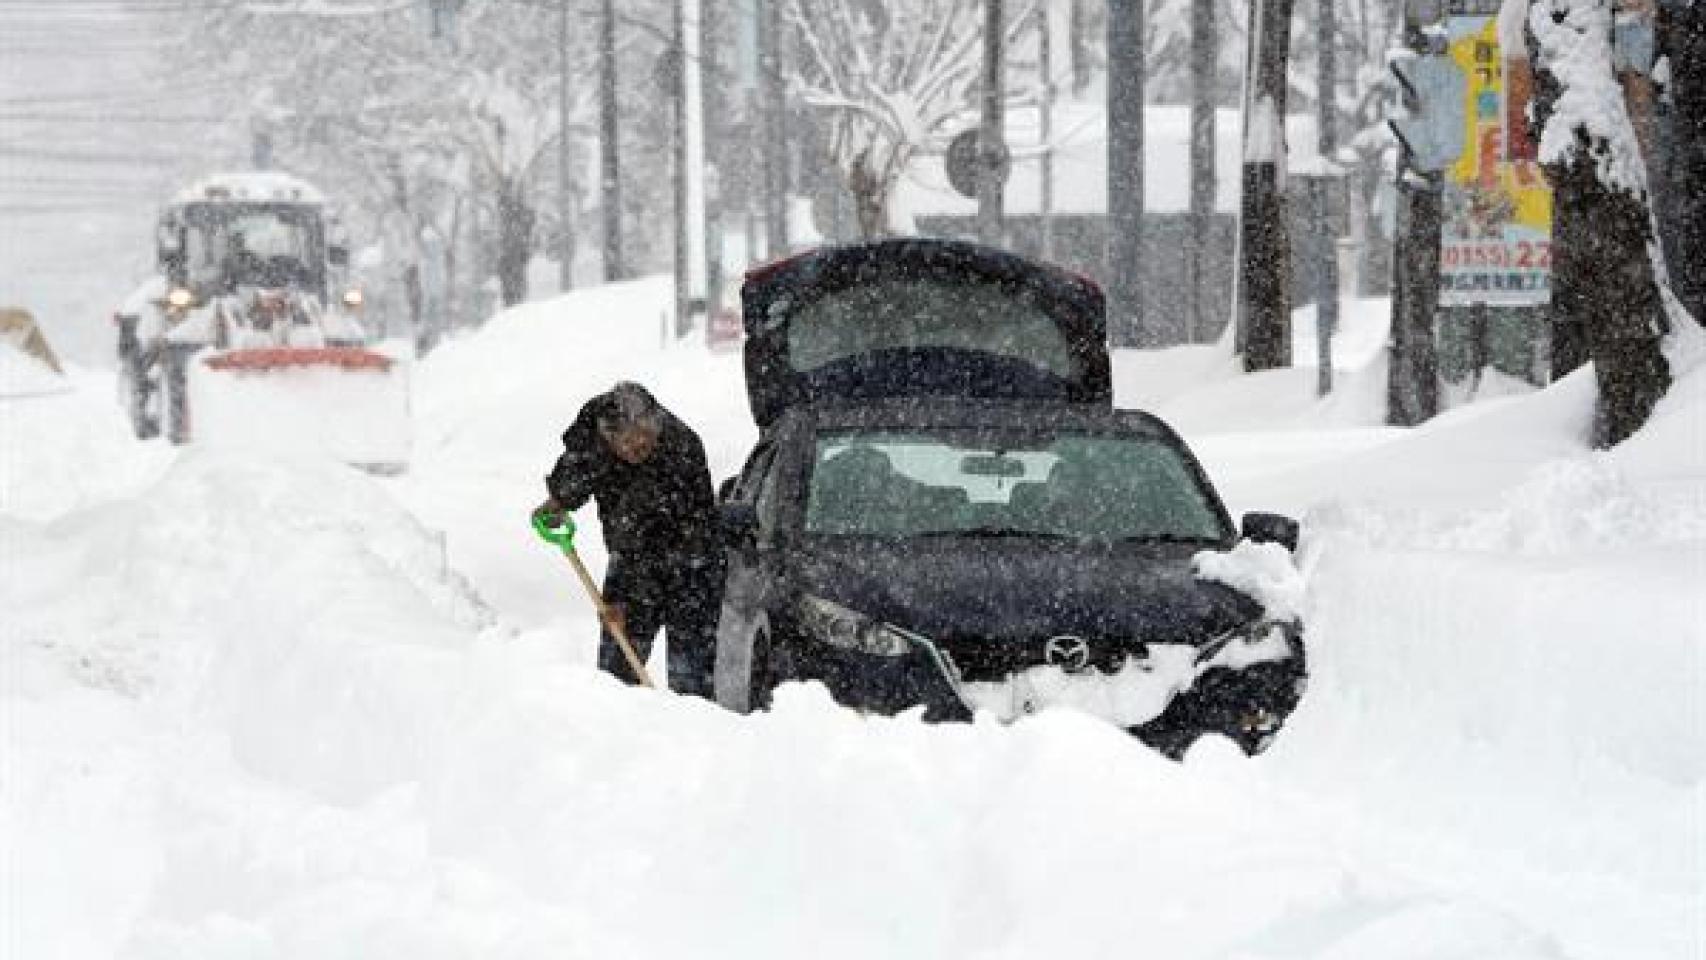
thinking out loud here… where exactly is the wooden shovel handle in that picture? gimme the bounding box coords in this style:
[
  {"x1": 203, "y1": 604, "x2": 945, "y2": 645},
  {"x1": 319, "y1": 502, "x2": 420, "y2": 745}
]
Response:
[{"x1": 562, "y1": 548, "x2": 656, "y2": 688}]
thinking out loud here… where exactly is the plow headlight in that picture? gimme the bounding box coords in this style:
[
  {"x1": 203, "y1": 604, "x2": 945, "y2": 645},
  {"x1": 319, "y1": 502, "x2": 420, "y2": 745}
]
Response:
[
  {"x1": 166, "y1": 287, "x2": 194, "y2": 310},
  {"x1": 341, "y1": 288, "x2": 364, "y2": 309},
  {"x1": 797, "y1": 596, "x2": 913, "y2": 658}
]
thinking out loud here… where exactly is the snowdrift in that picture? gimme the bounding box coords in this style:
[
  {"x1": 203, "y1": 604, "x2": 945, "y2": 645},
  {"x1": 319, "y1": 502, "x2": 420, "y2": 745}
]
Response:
[
  {"x1": 0, "y1": 449, "x2": 1566, "y2": 959},
  {"x1": 2, "y1": 277, "x2": 1700, "y2": 959},
  {"x1": 0, "y1": 335, "x2": 69, "y2": 400}
]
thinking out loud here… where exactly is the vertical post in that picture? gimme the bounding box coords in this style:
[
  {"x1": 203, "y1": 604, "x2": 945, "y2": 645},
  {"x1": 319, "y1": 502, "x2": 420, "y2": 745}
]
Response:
[
  {"x1": 1188, "y1": 0, "x2": 1217, "y2": 342},
  {"x1": 1657, "y1": 2, "x2": 1706, "y2": 323},
  {"x1": 673, "y1": 0, "x2": 688, "y2": 337},
  {"x1": 559, "y1": 0, "x2": 575, "y2": 293},
  {"x1": 1039, "y1": 4, "x2": 1055, "y2": 260},
  {"x1": 252, "y1": 128, "x2": 274, "y2": 170},
  {"x1": 599, "y1": 0, "x2": 625, "y2": 281},
  {"x1": 1234, "y1": 0, "x2": 1294, "y2": 371},
  {"x1": 1314, "y1": 0, "x2": 1338, "y2": 395},
  {"x1": 759, "y1": 0, "x2": 789, "y2": 255},
  {"x1": 978, "y1": 0, "x2": 1007, "y2": 245},
  {"x1": 683, "y1": 0, "x2": 707, "y2": 335},
  {"x1": 703, "y1": 3, "x2": 724, "y2": 315},
  {"x1": 1107, "y1": 0, "x2": 1146, "y2": 347},
  {"x1": 1388, "y1": 166, "x2": 1443, "y2": 425}
]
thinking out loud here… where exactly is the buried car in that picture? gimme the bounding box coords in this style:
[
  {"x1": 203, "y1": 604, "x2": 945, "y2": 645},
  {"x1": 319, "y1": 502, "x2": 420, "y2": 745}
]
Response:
[{"x1": 712, "y1": 239, "x2": 1305, "y2": 757}]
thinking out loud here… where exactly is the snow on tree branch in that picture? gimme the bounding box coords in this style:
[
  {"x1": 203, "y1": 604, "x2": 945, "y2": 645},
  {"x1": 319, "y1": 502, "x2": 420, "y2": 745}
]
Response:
[
  {"x1": 787, "y1": 0, "x2": 1037, "y2": 237},
  {"x1": 1525, "y1": 0, "x2": 1650, "y2": 196}
]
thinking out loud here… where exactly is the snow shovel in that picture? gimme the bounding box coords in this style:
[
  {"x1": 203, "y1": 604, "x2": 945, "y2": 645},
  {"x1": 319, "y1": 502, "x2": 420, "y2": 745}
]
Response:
[{"x1": 532, "y1": 511, "x2": 656, "y2": 689}]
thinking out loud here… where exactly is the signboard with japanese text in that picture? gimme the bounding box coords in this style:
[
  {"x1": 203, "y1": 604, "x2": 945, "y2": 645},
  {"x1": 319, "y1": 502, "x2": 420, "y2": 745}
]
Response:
[{"x1": 1438, "y1": 13, "x2": 1554, "y2": 306}]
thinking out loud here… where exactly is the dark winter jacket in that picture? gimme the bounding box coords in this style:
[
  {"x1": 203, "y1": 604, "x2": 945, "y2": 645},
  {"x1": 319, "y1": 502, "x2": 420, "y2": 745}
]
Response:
[{"x1": 545, "y1": 391, "x2": 717, "y2": 564}]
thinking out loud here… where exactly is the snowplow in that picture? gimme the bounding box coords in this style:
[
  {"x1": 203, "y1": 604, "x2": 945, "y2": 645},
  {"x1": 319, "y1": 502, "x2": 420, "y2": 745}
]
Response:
[{"x1": 115, "y1": 171, "x2": 409, "y2": 472}]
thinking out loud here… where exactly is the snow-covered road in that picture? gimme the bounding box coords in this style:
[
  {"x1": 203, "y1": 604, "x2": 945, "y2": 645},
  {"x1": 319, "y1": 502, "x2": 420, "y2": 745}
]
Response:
[{"x1": 3, "y1": 279, "x2": 1700, "y2": 959}]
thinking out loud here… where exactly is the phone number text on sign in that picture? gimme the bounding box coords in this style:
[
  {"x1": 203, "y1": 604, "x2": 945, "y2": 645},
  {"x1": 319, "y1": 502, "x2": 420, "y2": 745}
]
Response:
[
  {"x1": 1442, "y1": 241, "x2": 1551, "y2": 269},
  {"x1": 1441, "y1": 241, "x2": 1552, "y2": 304}
]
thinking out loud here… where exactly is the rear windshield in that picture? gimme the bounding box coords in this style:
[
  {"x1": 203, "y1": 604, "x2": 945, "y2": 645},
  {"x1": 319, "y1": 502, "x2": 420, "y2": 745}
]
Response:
[
  {"x1": 787, "y1": 278, "x2": 1079, "y2": 380},
  {"x1": 804, "y1": 429, "x2": 1227, "y2": 542}
]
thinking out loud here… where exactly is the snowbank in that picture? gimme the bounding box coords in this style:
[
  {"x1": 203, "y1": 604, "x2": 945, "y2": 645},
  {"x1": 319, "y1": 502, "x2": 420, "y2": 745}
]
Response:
[
  {"x1": 0, "y1": 368, "x2": 173, "y2": 520},
  {"x1": 4, "y1": 445, "x2": 1573, "y2": 960},
  {"x1": 0, "y1": 337, "x2": 69, "y2": 399},
  {"x1": 4, "y1": 273, "x2": 1701, "y2": 959}
]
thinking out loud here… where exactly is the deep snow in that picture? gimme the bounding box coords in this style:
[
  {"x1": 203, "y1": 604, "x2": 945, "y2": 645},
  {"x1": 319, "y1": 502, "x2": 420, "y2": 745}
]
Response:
[{"x1": 1, "y1": 278, "x2": 1700, "y2": 959}]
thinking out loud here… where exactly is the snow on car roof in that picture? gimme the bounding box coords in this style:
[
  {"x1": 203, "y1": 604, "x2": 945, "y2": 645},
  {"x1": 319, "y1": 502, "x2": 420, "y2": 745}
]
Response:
[{"x1": 172, "y1": 171, "x2": 326, "y2": 206}]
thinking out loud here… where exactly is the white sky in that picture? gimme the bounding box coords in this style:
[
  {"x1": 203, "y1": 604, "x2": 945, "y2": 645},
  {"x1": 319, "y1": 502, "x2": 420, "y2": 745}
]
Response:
[{"x1": 0, "y1": 0, "x2": 235, "y2": 363}]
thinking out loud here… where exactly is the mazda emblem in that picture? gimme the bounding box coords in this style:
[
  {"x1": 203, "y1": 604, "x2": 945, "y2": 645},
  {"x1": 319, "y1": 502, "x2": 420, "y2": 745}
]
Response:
[{"x1": 1043, "y1": 635, "x2": 1091, "y2": 673}]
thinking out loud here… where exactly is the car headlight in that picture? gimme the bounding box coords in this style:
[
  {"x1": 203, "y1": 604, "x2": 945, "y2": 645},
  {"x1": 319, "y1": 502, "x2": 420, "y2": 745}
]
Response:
[
  {"x1": 797, "y1": 596, "x2": 913, "y2": 658},
  {"x1": 165, "y1": 287, "x2": 193, "y2": 310},
  {"x1": 341, "y1": 288, "x2": 364, "y2": 309}
]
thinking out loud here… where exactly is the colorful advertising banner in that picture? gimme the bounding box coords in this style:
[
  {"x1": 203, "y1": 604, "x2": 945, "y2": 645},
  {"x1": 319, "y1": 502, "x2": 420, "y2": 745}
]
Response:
[{"x1": 1438, "y1": 14, "x2": 1554, "y2": 306}]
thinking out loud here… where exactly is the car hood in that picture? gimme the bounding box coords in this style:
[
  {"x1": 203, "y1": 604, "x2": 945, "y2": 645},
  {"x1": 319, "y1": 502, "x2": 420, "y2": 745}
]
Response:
[{"x1": 791, "y1": 538, "x2": 1264, "y2": 648}]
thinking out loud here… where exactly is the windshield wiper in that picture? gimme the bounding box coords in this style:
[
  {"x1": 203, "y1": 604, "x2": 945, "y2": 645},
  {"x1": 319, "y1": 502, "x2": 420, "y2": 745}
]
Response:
[
  {"x1": 1111, "y1": 533, "x2": 1225, "y2": 545},
  {"x1": 912, "y1": 527, "x2": 1074, "y2": 540}
]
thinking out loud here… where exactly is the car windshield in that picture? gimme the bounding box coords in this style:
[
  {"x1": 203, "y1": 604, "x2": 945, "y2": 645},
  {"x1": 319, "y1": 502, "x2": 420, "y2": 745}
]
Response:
[
  {"x1": 804, "y1": 429, "x2": 1227, "y2": 542},
  {"x1": 787, "y1": 278, "x2": 1079, "y2": 380}
]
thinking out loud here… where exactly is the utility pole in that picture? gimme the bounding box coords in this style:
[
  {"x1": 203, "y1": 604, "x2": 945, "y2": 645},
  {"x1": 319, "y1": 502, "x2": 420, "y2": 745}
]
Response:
[
  {"x1": 558, "y1": 0, "x2": 574, "y2": 293},
  {"x1": 1234, "y1": 0, "x2": 1295, "y2": 371},
  {"x1": 599, "y1": 0, "x2": 624, "y2": 281},
  {"x1": 1188, "y1": 0, "x2": 1217, "y2": 342},
  {"x1": 673, "y1": 0, "x2": 707, "y2": 337},
  {"x1": 1107, "y1": 0, "x2": 1146, "y2": 347},
  {"x1": 977, "y1": 0, "x2": 1008, "y2": 245},
  {"x1": 759, "y1": 0, "x2": 789, "y2": 256},
  {"x1": 1312, "y1": 0, "x2": 1339, "y2": 395},
  {"x1": 1039, "y1": 4, "x2": 1055, "y2": 260}
]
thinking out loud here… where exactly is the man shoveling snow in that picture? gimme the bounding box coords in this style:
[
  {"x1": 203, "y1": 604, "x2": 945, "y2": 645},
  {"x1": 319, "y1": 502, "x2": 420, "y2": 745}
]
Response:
[{"x1": 535, "y1": 381, "x2": 724, "y2": 697}]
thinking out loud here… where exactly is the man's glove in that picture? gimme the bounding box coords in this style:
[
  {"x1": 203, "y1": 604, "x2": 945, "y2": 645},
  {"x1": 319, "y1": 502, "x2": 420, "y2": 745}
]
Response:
[
  {"x1": 533, "y1": 498, "x2": 566, "y2": 527},
  {"x1": 532, "y1": 499, "x2": 576, "y2": 551}
]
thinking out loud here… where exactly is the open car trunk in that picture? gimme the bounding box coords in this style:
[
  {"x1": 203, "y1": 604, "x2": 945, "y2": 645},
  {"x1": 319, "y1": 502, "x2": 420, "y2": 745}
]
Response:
[{"x1": 740, "y1": 239, "x2": 1111, "y2": 429}]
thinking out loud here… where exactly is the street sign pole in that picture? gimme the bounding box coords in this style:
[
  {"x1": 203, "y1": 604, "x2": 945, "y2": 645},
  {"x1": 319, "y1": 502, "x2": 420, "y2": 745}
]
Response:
[{"x1": 977, "y1": 0, "x2": 1007, "y2": 246}]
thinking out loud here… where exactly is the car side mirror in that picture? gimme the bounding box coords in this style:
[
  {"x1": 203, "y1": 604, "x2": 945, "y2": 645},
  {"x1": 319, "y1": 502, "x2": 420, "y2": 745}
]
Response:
[
  {"x1": 1241, "y1": 512, "x2": 1299, "y2": 552},
  {"x1": 719, "y1": 502, "x2": 759, "y2": 546}
]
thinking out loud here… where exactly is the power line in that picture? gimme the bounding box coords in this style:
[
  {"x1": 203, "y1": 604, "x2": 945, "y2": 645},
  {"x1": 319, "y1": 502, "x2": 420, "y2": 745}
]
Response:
[{"x1": 0, "y1": 114, "x2": 226, "y2": 124}]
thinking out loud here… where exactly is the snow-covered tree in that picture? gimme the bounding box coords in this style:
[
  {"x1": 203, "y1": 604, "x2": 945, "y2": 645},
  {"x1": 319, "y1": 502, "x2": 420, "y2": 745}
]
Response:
[
  {"x1": 169, "y1": 0, "x2": 613, "y2": 327},
  {"x1": 787, "y1": 0, "x2": 1037, "y2": 237},
  {"x1": 1519, "y1": 0, "x2": 1697, "y2": 445}
]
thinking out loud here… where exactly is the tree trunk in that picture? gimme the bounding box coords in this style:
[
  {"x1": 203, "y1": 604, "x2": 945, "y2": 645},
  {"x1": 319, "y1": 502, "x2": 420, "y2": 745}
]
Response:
[
  {"x1": 1107, "y1": 0, "x2": 1148, "y2": 347},
  {"x1": 1236, "y1": 0, "x2": 1294, "y2": 371},
  {"x1": 496, "y1": 180, "x2": 534, "y2": 308},
  {"x1": 1545, "y1": 133, "x2": 1670, "y2": 445},
  {"x1": 1188, "y1": 0, "x2": 1217, "y2": 342},
  {"x1": 1658, "y1": 2, "x2": 1706, "y2": 324},
  {"x1": 1387, "y1": 171, "x2": 1442, "y2": 426},
  {"x1": 759, "y1": 0, "x2": 789, "y2": 255},
  {"x1": 847, "y1": 152, "x2": 889, "y2": 239},
  {"x1": 599, "y1": 0, "x2": 625, "y2": 281},
  {"x1": 1528, "y1": 0, "x2": 1671, "y2": 447}
]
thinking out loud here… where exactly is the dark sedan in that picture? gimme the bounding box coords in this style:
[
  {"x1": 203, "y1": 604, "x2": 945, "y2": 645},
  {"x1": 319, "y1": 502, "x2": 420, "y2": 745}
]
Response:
[{"x1": 713, "y1": 238, "x2": 1305, "y2": 757}]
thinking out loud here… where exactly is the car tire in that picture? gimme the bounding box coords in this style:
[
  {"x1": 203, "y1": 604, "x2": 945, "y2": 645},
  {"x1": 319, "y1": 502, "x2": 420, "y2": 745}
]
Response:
[
  {"x1": 749, "y1": 630, "x2": 803, "y2": 712},
  {"x1": 119, "y1": 354, "x2": 158, "y2": 440},
  {"x1": 749, "y1": 630, "x2": 779, "y2": 711},
  {"x1": 164, "y1": 345, "x2": 192, "y2": 445}
]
